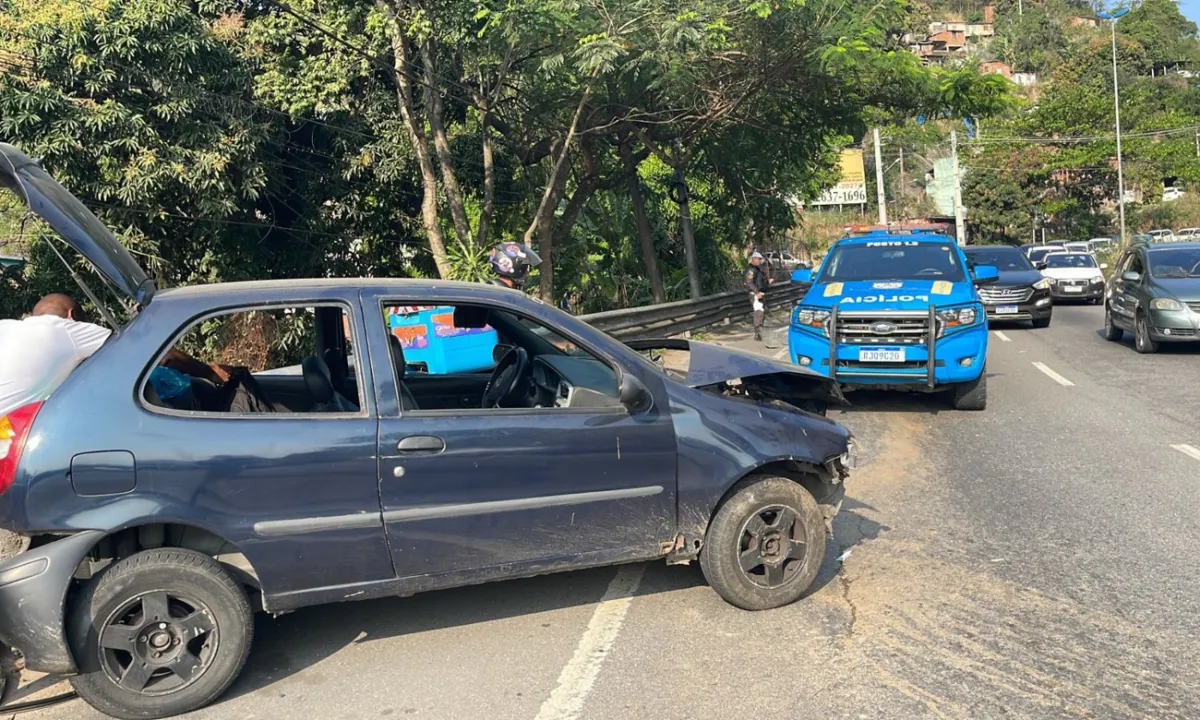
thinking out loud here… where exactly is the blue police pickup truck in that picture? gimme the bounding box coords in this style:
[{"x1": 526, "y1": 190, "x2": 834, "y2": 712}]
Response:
[{"x1": 788, "y1": 231, "x2": 998, "y2": 410}]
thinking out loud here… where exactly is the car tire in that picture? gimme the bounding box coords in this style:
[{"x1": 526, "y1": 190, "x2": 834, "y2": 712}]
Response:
[
  {"x1": 700, "y1": 475, "x2": 825, "y2": 611},
  {"x1": 67, "y1": 549, "x2": 253, "y2": 720},
  {"x1": 1134, "y1": 311, "x2": 1158, "y2": 354},
  {"x1": 1032, "y1": 316, "x2": 1051, "y2": 329},
  {"x1": 1103, "y1": 304, "x2": 1123, "y2": 342},
  {"x1": 951, "y1": 367, "x2": 987, "y2": 411}
]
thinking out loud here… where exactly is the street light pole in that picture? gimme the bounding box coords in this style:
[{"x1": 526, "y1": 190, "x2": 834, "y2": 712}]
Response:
[{"x1": 1099, "y1": 8, "x2": 1129, "y2": 246}]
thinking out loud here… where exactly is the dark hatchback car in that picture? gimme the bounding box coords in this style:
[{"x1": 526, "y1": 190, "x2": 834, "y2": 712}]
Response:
[
  {"x1": 1104, "y1": 241, "x2": 1200, "y2": 352},
  {"x1": 0, "y1": 145, "x2": 854, "y2": 719},
  {"x1": 963, "y1": 245, "x2": 1053, "y2": 327}
]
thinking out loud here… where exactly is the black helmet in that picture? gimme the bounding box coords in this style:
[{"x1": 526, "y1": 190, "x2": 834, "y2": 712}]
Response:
[{"x1": 488, "y1": 242, "x2": 542, "y2": 288}]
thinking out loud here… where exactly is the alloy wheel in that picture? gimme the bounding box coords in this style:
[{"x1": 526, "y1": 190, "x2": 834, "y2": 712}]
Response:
[
  {"x1": 737, "y1": 505, "x2": 807, "y2": 589},
  {"x1": 98, "y1": 591, "x2": 218, "y2": 696}
]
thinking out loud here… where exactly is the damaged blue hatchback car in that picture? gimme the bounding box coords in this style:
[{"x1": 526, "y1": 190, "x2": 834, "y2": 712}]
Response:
[{"x1": 0, "y1": 143, "x2": 854, "y2": 719}]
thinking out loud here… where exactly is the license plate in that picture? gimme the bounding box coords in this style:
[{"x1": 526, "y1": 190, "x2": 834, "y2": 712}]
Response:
[
  {"x1": 996, "y1": 305, "x2": 1018, "y2": 315},
  {"x1": 858, "y1": 347, "x2": 904, "y2": 362},
  {"x1": 1064, "y1": 286, "x2": 1083, "y2": 293}
]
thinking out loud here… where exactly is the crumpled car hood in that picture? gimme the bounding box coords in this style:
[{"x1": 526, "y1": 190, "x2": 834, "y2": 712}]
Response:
[{"x1": 625, "y1": 338, "x2": 845, "y2": 405}]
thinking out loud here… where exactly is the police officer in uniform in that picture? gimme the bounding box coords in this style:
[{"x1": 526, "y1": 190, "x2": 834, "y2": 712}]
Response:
[
  {"x1": 744, "y1": 251, "x2": 772, "y2": 341},
  {"x1": 488, "y1": 242, "x2": 542, "y2": 290}
]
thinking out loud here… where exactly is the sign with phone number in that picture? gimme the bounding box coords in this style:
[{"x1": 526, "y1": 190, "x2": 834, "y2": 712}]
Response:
[{"x1": 812, "y1": 183, "x2": 867, "y2": 206}]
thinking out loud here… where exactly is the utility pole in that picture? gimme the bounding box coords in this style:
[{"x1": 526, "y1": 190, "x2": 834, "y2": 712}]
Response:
[
  {"x1": 1099, "y1": 8, "x2": 1129, "y2": 246},
  {"x1": 898, "y1": 147, "x2": 906, "y2": 221},
  {"x1": 951, "y1": 130, "x2": 967, "y2": 246},
  {"x1": 873, "y1": 128, "x2": 887, "y2": 226},
  {"x1": 1018, "y1": 0, "x2": 1023, "y2": 16},
  {"x1": 1194, "y1": 128, "x2": 1198, "y2": 158}
]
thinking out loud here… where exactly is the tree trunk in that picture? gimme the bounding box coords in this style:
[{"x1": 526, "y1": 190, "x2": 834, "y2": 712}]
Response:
[
  {"x1": 674, "y1": 162, "x2": 703, "y2": 300},
  {"x1": 419, "y1": 36, "x2": 473, "y2": 251},
  {"x1": 536, "y1": 165, "x2": 571, "y2": 301},
  {"x1": 476, "y1": 115, "x2": 496, "y2": 249},
  {"x1": 621, "y1": 141, "x2": 664, "y2": 303},
  {"x1": 379, "y1": 2, "x2": 450, "y2": 278},
  {"x1": 524, "y1": 77, "x2": 596, "y2": 300}
]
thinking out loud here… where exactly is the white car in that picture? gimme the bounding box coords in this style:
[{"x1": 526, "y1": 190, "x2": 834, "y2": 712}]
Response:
[
  {"x1": 1163, "y1": 186, "x2": 1185, "y2": 202},
  {"x1": 1147, "y1": 229, "x2": 1176, "y2": 242},
  {"x1": 1175, "y1": 228, "x2": 1200, "y2": 240},
  {"x1": 1040, "y1": 252, "x2": 1108, "y2": 303},
  {"x1": 1088, "y1": 237, "x2": 1115, "y2": 253},
  {"x1": 1063, "y1": 241, "x2": 1093, "y2": 253}
]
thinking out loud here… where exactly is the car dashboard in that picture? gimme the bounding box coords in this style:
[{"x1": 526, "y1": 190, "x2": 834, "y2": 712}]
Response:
[{"x1": 530, "y1": 355, "x2": 620, "y2": 409}]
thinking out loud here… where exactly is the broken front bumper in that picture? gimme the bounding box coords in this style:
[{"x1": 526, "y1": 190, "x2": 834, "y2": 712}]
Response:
[{"x1": 0, "y1": 531, "x2": 103, "y2": 674}]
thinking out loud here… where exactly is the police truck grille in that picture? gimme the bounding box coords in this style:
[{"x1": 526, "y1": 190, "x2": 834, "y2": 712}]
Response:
[
  {"x1": 978, "y1": 286, "x2": 1033, "y2": 303},
  {"x1": 835, "y1": 312, "x2": 931, "y2": 344}
]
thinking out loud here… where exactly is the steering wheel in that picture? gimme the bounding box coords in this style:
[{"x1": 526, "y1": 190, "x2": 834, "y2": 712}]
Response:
[{"x1": 482, "y1": 346, "x2": 529, "y2": 408}]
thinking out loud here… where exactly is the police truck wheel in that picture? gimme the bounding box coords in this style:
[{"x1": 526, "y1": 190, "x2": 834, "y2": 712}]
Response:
[
  {"x1": 951, "y1": 368, "x2": 987, "y2": 411},
  {"x1": 700, "y1": 475, "x2": 825, "y2": 611},
  {"x1": 68, "y1": 549, "x2": 253, "y2": 720}
]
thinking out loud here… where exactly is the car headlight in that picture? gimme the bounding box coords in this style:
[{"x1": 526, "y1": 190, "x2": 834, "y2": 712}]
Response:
[
  {"x1": 1032, "y1": 279, "x2": 1051, "y2": 290},
  {"x1": 1150, "y1": 298, "x2": 1184, "y2": 311},
  {"x1": 1090, "y1": 276, "x2": 1105, "y2": 285},
  {"x1": 1044, "y1": 276, "x2": 1057, "y2": 284},
  {"x1": 936, "y1": 306, "x2": 977, "y2": 336},
  {"x1": 793, "y1": 306, "x2": 831, "y2": 333}
]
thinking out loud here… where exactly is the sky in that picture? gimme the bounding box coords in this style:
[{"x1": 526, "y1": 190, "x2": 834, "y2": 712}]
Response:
[{"x1": 1180, "y1": 0, "x2": 1200, "y2": 26}]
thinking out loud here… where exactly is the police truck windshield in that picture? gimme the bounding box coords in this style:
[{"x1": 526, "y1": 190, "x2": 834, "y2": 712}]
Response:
[{"x1": 818, "y1": 241, "x2": 965, "y2": 282}]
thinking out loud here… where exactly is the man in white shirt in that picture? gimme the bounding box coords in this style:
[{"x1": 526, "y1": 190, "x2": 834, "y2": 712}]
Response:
[{"x1": 0, "y1": 293, "x2": 112, "y2": 415}]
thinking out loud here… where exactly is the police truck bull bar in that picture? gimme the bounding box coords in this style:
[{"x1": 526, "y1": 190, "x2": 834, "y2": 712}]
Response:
[{"x1": 826, "y1": 303, "x2": 939, "y2": 389}]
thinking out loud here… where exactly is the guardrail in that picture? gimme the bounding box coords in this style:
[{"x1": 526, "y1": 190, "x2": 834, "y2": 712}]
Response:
[{"x1": 580, "y1": 281, "x2": 804, "y2": 341}]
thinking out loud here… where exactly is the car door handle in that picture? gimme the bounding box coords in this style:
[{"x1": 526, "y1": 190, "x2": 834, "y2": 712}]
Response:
[{"x1": 397, "y1": 435, "x2": 445, "y2": 453}]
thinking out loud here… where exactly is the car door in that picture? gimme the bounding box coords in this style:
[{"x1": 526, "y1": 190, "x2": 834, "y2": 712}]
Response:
[
  {"x1": 1113, "y1": 250, "x2": 1144, "y2": 325},
  {"x1": 360, "y1": 290, "x2": 679, "y2": 585}
]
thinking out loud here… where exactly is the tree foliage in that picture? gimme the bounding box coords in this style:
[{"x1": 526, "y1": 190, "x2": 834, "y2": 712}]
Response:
[{"x1": 0, "y1": 0, "x2": 1014, "y2": 316}]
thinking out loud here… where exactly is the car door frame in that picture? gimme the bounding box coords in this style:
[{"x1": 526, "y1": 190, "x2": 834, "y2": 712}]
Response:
[
  {"x1": 1112, "y1": 249, "x2": 1145, "y2": 327},
  {"x1": 357, "y1": 285, "x2": 680, "y2": 593}
]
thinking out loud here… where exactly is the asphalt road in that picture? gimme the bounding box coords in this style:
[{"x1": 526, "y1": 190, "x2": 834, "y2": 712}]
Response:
[{"x1": 14, "y1": 303, "x2": 1200, "y2": 720}]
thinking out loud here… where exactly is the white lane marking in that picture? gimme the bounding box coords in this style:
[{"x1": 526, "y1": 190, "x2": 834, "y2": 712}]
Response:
[
  {"x1": 535, "y1": 563, "x2": 646, "y2": 720},
  {"x1": 1032, "y1": 362, "x2": 1075, "y2": 387},
  {"x1": 773, "y1": 348, "x2": 788, "y2": 360},
  {"x1": 992, "y1": 330, "x2": 1011, "y2": 342},
  {"x1": 1170, "y1": 444, "x2": 1200, "y2": 462}
]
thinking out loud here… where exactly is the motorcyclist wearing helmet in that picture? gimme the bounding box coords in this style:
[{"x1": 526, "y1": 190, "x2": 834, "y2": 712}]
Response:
[{"x1": 488, "y1": 242, "x2": 542, "y2": 291}]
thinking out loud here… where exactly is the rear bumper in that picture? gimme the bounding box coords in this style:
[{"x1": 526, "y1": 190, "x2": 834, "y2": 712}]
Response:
[{"x1": 0, "y1": 531, "x2": 102, "y2": 674}]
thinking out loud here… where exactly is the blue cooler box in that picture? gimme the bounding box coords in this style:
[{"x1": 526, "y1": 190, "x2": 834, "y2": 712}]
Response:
[{"x1": 387, "y1": 306, "x2": 498, "y2": 374}]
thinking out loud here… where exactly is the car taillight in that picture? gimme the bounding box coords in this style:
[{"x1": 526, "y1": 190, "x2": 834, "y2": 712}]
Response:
[{"x1": 0, "y1": 401, "x2": 42, "y2": 495}]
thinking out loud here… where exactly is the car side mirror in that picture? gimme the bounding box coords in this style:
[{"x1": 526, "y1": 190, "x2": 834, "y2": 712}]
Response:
[
  {"x1": 1036, "y1": 262, "x2": 1048, "y2": 270},
  {"x1": 1122, "y1": 270, "x2": 1141, "y2": 282},
  {"x1": 790, "y1": 267, "x2": 813, "y2": 291},
  {"x1": 618, "y1": 373, "x2": 653, "y2": 414},
  {"x1": 1100, "y1": 263, "x2": 1109, "y2": 270},
  {"x1": 972, "y1": 264, "x2": 1000, "y2": 285}
]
